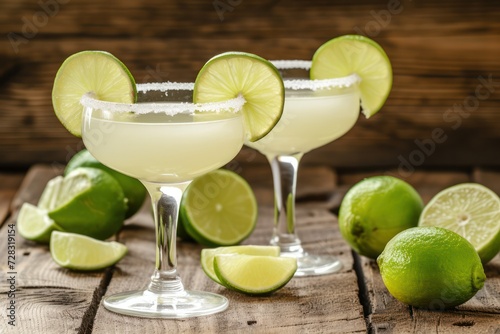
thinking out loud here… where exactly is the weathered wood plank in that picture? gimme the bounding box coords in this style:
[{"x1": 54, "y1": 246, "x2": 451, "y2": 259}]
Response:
[
  {"x1": 1, "y1": 0, "x2": 499, "y2": 41},
  {"x1": 0, "y1": 164, "x2": 365, "y2": 332},
  {"x1": 93, "y1": 205, "x2": 366, "y2": 333},
  {"x1": 0, "y1": 173, "x2": 24, "y2": 226},
  {"x1": 1, "y1": 1, "x2": 500, "y2": 169},
  {"x1": 472, "y1": 168, "x2": 500, "y2": 196}
]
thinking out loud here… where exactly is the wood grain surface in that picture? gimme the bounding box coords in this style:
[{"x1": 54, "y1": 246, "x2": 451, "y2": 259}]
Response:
[
  {"x1": 0, "y1": 0, "x2": 499, "y2": 169},
  {"x1": 1, "y1": 165, "x2": 499, "y2": 333}
]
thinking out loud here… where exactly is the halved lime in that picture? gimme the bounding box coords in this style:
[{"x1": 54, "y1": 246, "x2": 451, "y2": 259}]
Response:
[
  {"x1": 419, "y1": 183, "x2": 500, "y2": 264},
  {"x1": 65, "y1": 149, "x2": 147, "y2": 218},
  {"x1": 214, "y1": 254, "x2": 297, "y2": 295},
  {"x1": 17, "y1": 203, "x2": 63, "y2": 243},
  {"x1": 50, "y1": 231, "x2": 127, "y2": 271},
  {"x1": 193, "y1": 52, "x2": 284, "y2": 142},
  {"x1": 180, "y1": 169, "x2": 258, "y2": 247},
  {"x1": 52, "y1": 50, "x2": 137, "y2": 137},
  {"x1": 201, "y1": 245, "x2": 280, "y2": 284},
  {"x1": 48, "y1": 167, "x2": 127, "y2": 240},
  {"x1": 310, "y1": 35, "x2": 392, "y2": 118}
]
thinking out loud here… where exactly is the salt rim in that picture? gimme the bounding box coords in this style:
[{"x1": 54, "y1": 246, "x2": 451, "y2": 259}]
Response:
[
  {"x1": 80, "y1": 82, "x2": 245, "y2": 115},
  {"x1": 271, "y1": 60, "x2": 361, "y2": 91}
]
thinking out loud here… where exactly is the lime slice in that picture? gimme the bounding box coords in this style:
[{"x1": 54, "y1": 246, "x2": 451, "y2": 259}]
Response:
[
  {"x1": 193, "y1": 52, "x2": 284, "y2": 142},
  {"x1": 17, "y1": 203, "x2": 63, "y2": 243},
  {"x1": 48, "y1": 167, "x2": 127, "y2": 240},
  {"x1": 50, "y1": 231, "x2": 127, "y2": 271},
  {"x1": 65, "y1": 149, "x2": 147, "y2": 218},
  {"x1": 180, "y1": 169, "x2": 258, "y2": 247},
  {"x1": 419, "y1": 183, "x2": 500, "y2": 264},
  {"x1": 214, "y1": 254, "x2": 297, "y2": 295},
  {"x1": 310, "y1": 35, "x2": 392, "y2": 118},
  {"x1": 201, "y1": 245, "x2": 280, "y2": 284},
  {"x1": 52, "y1": 51, "x2": 137, "y2": 137}
]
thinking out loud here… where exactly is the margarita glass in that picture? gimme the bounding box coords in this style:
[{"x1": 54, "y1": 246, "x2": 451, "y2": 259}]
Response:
[
  {"x1": 246, "y1": 60, "x2": 361, "y2": 276},
  {"x1": 81, "y1": 82, "x2": 245, "y2": 318}
]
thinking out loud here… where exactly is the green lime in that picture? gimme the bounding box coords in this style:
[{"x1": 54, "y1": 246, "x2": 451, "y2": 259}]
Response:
[
  {"x1": 201, "y1": 245, "x2": 280, "y2": 284},
  {"x1": 65, "y1": 149, "x2": 147, "y2": 218},
  {"x1": 311, "y1": 35, "x2": 392, "y2": 118},
  {"x1": 180, "y1": 169, "x2": 258, "y2": 247},
  {"x1": 17, "y1": 203, "x2": 63, "y2": 244},
  {"x1": 214, "y1": 254, "x2": 297, "y2": 295},
  {"x1": 50, "y1": 231, "x2": 127, "y2": 271},
  {"x1": 52, "y1": 51, "x2": 136, "y2": 137},
  {"x1": 338, "y1": 176, "x2": 423, "y2": 259},
  {"x1": 378, "y1": 226, "x2": 485, "y2": 309},
  {"x1": 48, "y1": 167, "x2": 127, "y2": 240},
  {"x1": 419, "y1": 183, "x2": 500, "y2": 264},
  {"x1": 193, "y1": 52, "x2": 284, "y2": 142}
]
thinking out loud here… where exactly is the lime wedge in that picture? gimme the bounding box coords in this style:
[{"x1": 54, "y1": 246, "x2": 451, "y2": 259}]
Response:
[
  {"x1": 17, "y1": 203, "x2": 63, "y2": 243},
  {"x1": 50, "y1": 231, "x2": 127, "y2": 271},
  {"x1": 419, "y1": 183, "x2": 500, "y2": 264},
  {"x1": 180, "y1": 169, "x2": 258, "y2": 247},
  {"x1": 310, "y1": 35, "x2": 392, "y2": 118},
  {"x1": 201, "y1": 245, "x2": 280, "y2": 284},
  {"x1": 193, "y1": 52, "x2": 284, "y2": 142},
  {"x1": 48, "y1": 167, "x2": 127, "y2": 240},
  {"x1": 52, "y1": 51, "x2": 136, "y2": 137},
  {"x1": 214, "y1": 254, "x2": 297, "y2": 295}
]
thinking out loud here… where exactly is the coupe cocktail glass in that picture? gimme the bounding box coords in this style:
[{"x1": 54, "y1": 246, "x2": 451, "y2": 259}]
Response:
[
  {"x1": 246, "y1": 60, "x2": 361, "y2": 276},
  {"x1": 81, "y1": 82, "x2": 245, "y2": 318}
]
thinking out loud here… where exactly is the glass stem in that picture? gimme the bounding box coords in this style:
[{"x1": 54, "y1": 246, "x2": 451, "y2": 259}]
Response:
[
  {"x1": 267, "y1": 153, "x2": 304, "y2": 256},
  {"x1": 142, "y1": 181, "x2": 190, "y2": 296}
]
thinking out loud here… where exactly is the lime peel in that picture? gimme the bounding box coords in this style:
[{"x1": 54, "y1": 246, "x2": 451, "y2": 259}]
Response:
[{"x1": 378, "y1": 226, "x2": 485, "y2": 309}]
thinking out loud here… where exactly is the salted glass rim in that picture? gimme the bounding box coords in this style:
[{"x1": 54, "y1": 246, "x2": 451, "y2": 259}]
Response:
[
  {"x1": 79, "y1": 82, "x2": 245, "y2": 116},
  {"x1": 271, "y1": 60, "x2": 361, "y2": 90}
]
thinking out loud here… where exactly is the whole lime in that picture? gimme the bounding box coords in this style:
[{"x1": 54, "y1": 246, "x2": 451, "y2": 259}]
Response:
[
  {"x1": 65, "y1": 149, "x2": 147, "y2": 218},
  {"x1": 378, "y1": 226, "x2": 485, "y2": 309},
  {"x1": 48, "y1": 167, "x2": 127, "y2": 240},
  {"x1": 338, "y1": 176, "x2": 423, "y2": 258}
]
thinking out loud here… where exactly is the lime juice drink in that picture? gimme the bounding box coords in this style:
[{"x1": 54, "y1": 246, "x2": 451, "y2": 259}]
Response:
[
  {"x1": 246, "y1": 85, "x2": 359, "y2": 156},
  {"x1": 246, "y1": 60, "x2": 361, "y2": 276},
  {"x1": 84, "y1": 107, "x2": 244, "y2": 184},
  {"x1": 81, "y1": 83, "x2": 245, "y2": 318},
  {"x1": 52, "y1": 50, "x2": 285, "y2": 318}
]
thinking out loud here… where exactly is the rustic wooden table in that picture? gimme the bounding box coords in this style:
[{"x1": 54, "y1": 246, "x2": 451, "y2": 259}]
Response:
[{"x1": 1, "y1": 164, "x2": 499, "y2": 333}]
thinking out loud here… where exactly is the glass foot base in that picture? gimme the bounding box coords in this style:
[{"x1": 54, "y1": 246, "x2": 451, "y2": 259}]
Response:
[
  {"x1": 281, "y1": 252, "x2": 343, "y2": 277},
  {"x1": 103, "y1": 289, "x2": 228, "y2": 319}
]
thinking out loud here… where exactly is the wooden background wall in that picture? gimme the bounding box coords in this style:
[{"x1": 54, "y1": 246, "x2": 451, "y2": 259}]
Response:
[{"x1": 1, "y1": 0, "x2": 499, "y2": 171}]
